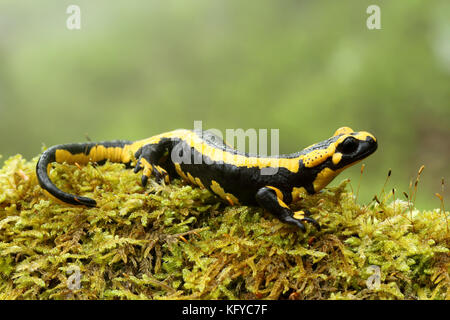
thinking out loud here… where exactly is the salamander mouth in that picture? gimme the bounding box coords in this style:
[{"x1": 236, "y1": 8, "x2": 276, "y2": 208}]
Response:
[{"x1": 339, "y1": 137, "x2": 377, "y2": 167}]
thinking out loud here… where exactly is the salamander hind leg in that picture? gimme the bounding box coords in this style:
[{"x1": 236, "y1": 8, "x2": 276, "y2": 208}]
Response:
[
  {"x1": 133, "y1": 144, "x2": 170, "y2": 186},
  {"x1": 255, "y1": 186, "x2": 320, "y2": 231}
]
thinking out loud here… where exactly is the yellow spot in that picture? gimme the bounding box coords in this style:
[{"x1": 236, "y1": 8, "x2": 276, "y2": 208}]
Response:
[
  {"x1": 332, "y1": 152, "x2": 342, "y2": 165},
  {"x1": 293, "y1": 211, "x2": 306, "y2": 220},
  {"x1": 266, "y1": 186, "x2": 289, "y2": 208},
  {"x1": 291, "y1": 187, "x2": 307, "y2": 202},
  {"x1": 266, "y1": 186, "x2": 283, "y2": 200},
  {"x1": 313, "y1": 167, "x2": 341, "y2": 192},
  {"x1": 277, "y1": 198, "x2": 289, "y2": 208},
  {"x1": 334, "y1": 131, "x2": 376, "y2": 147},
  {"x1": 333, "y1": 127, "x2": 354, "y2": 136},
  {"x1": 210, "y1": 180, "x2": 239, "y2": 205},
  {"x1": 312, "y1": 159, "x2": 363, "y2": 192},
  {"x1": 352, "y1": 131, "x2": 376, "y2": 142},
  {"x1": 302, "y1": 144, "x2": 336, "y2": 168}
]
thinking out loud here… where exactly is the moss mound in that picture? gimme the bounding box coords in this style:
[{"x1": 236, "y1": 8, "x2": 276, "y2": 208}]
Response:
[{"x1": 0, "y1": 155, "x2": 448, "y2": 299}]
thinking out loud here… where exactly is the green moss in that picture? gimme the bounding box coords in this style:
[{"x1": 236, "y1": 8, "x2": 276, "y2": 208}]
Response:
[{"x1": 0, "y1": 154, "x2": 448, "y2": 299}]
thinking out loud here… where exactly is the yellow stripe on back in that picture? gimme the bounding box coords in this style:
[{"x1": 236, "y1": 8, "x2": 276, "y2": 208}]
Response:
[{"x1": 127, "y1": 130, "x2": 303, "y2": 172}]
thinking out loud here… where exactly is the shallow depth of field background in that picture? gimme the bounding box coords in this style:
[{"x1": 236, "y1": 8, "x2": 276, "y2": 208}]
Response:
[{"x1": 0, "y1": 0, "x2": 449, "y2": 209}]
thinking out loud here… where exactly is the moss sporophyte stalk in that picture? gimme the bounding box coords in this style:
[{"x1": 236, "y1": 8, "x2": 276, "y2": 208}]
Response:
[{"x1": 0, "y1": 155, "x2": 449, "y2": 299}]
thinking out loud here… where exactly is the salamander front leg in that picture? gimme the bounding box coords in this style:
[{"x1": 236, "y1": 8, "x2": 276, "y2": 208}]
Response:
[
  {"x1": 292, "y1": 209, "x2": 321, "y2": 231},
  {"x1": 255, "y1": 186, "x2": 320, "y2": 231}
]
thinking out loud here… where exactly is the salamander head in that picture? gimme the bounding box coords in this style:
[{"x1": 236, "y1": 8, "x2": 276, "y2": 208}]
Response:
[
  {"x1": 300, "y1": 127, "x2": 378, "y2": 193},
  {"x1": 329, "y1": 127, "x2": 378, "y2": 169}
]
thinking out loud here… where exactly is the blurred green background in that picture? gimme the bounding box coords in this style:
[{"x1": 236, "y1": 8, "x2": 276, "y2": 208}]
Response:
[{"x1": 0, "y1": 0, "x2": 449, "y2": 209}]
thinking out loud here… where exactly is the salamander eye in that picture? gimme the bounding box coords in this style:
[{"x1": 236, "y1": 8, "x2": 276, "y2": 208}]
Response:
[{"x1": 340, "y1": 137, "x2": 358, "y2": 154}]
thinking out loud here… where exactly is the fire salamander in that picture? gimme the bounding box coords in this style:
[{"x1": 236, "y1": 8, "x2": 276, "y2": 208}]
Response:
[{"x1": 36, "y1": 127, "x2": 377, "y2": 231}]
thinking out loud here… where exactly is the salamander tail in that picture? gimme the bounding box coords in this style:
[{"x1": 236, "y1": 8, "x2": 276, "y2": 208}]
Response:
[{"x1": 36, "y1": 140, "x2": 132, "y2": 207}]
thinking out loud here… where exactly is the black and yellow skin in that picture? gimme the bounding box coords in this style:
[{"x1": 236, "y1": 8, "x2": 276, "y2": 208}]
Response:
[{"x1": 36, "y1": 127, "x2": 377, "y2": 231}]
